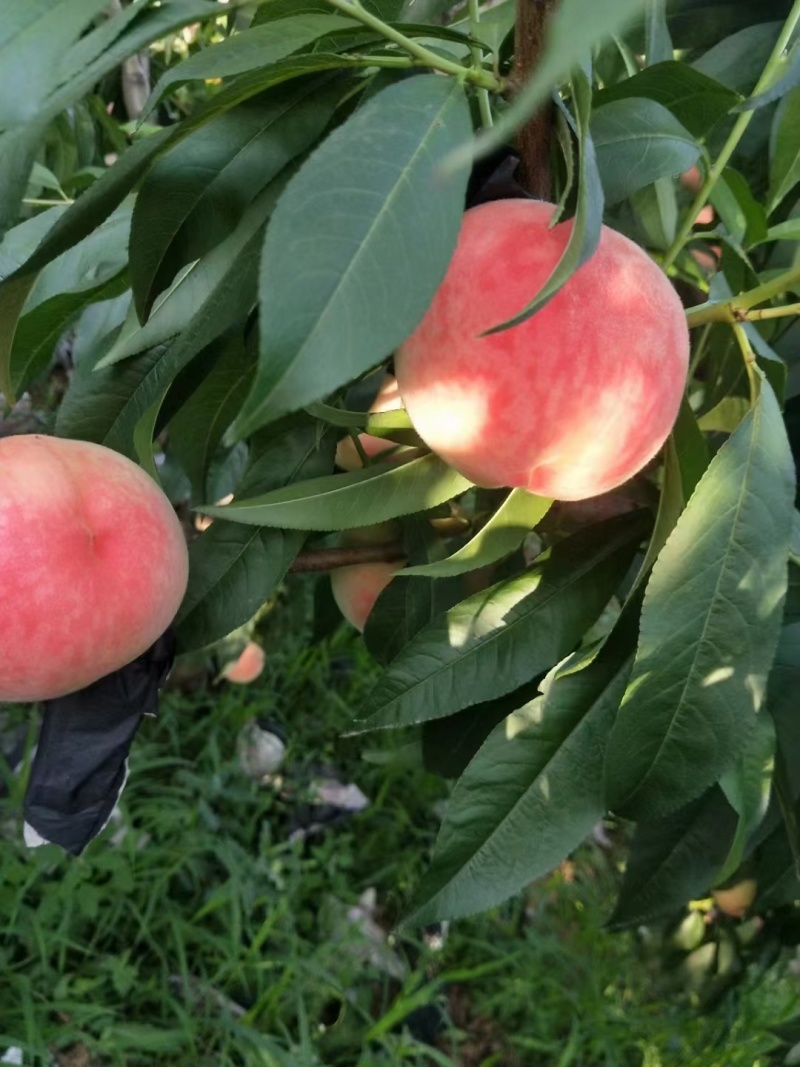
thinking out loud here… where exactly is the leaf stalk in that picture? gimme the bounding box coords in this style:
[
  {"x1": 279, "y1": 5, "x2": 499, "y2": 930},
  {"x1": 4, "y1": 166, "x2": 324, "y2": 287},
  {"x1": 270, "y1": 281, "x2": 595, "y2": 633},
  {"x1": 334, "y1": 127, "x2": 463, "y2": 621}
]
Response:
[
  {"x1": 686, "y1": 264, "x2": 800, "y2": 327},
  {"x1": 324, "y1": 0, "x2": 502, "y2": 90}
]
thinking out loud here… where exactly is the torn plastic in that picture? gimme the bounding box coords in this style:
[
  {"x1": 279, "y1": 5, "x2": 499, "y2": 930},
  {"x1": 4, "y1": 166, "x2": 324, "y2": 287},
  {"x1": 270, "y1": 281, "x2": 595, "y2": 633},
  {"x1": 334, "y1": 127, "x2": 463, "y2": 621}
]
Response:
[
  {"x1": 21, "y1": 630, "x2": 175, "y2": 856},
  {"x1": 237, "y1": 718, "x2": 287, "y2": 780},
  {"x1": 288, "y1": 774, "x2": 370, "y2": 843}
]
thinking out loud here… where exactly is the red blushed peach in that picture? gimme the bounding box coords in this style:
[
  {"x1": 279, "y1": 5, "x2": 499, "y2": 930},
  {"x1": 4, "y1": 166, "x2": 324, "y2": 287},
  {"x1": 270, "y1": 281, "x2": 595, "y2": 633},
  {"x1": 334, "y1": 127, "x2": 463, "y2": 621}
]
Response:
[
  {"x1": 335, "y1": 375, "x2": 405, "y2": 470},
  {"x1": 331, "y1": 561, "x2": 402, "y2": 632},
  {"x1": 680, "y1": 168, "x2": 714, "y2": 225},
  {"x1": 394, "y1": 200, "x2": 690, "y2": 501},
  {"x1": 0, "y1": 435, "x2": 189, "y2": 702},
  {"x1": 221, "y1": 641, "x2": 266, "y2": 684}
]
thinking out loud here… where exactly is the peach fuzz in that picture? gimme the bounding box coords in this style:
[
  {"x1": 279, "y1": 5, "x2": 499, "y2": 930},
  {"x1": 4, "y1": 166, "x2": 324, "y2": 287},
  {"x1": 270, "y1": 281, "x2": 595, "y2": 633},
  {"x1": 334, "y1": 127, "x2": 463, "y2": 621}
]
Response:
[
  {"x1": 221, "y1": 641, "x2": 266, "y2": 684},
  {"x1": 331, "y1": 561, "x2": 402, "y2": 632},
  {"x1": 335, "y1": 375, "x2": 405, "y2": 471},
  {"x1": 0, "y1": 435, "x2": 189, "y2": 702},
  {"x1": 394, "y1": 200, "x2": 690, "y2": 501}
]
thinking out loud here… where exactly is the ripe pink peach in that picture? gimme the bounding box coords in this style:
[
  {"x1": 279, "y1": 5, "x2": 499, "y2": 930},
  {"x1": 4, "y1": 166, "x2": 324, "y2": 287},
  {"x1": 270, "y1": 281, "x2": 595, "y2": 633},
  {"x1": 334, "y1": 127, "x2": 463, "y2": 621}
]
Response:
[
  {"x1": 331, "y1": 561, "x2": 402, "y2": 632},
  {"x1": 335, "y1": 375, "x2": 405, "y2": 470},
  {"x1": 0, "y1": 435, "x2": 189, "y2": 702},
  {"x1": 394, "y1": 200, "x2": 690, "y2": 501},
  {"x1": 221, "y1": 640, "x2": 266, "y2": 684}
]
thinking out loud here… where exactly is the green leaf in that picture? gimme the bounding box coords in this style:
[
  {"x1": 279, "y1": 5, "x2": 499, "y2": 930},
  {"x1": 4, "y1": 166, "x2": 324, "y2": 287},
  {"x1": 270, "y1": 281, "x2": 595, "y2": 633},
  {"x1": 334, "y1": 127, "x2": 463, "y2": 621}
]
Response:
[
  {"x1": 754, "y1": 815, "x2": 800, "y2": 912},
  {"x1": 402, "y1": 491, "x2": 552, "y2": 578},
  {"x1": 363, "y1": 515, "x2": 466, "y2": 665},
  {"x1": 0, "y1": 204, "x2": 67, "y2": 279},
  {"x1": 354, "y1": 511, "x2": 648, "y2": 733},
  {"x1": 733, "y1": 39, "x2": 800, "y2": 112},
  {"x1": 452, "y1": 0, "x2": 513, "y2": 58},
  {"x1": 671, "y1": 396, "x2": 710, "y2": 503},
  {"x1": 132, "y1": 396, "x2": 163, "y2": 484},
  {"x1": 591, "y1": 97, "x2": 700, "y2": 205},
  {"x1": 668, "y1": 4, "x2": 786, "y2": 50},
  {"x1": 716, "y1": 715, "x2": 775, "y2": 885},
  {"x1": 0, "y1": 1, "x2": 223, "y2": 228},
  {"x1": 9, "y1": 204, "x2": 131, "y2": 392},
  {"x1": 144, "y1": 14, "x2": 357, "y2": 116},
  {"x1": 421, "y1": 679, "x2": 543, "y2": 780},
  {"x1": 697, "y1": 395, "x2": 751, "y2": 433},
  {"x1": 364, "y1": 572, "x2": 466, "y2": 667},
  {"x1": 198, "y1": 454, "x2": 472, "y2": 531},
  {"x1": 13, "y1": 270, "x2": 129, "y2": 393},
  {"x1": 130, "y1": 78, "x2": 341, "y2": 319},
  {"x1": 253, "y1": 0, "x2": 335, "y2": 22},
  {"x1": 769, "y1": 85, "x2": 800, "y2": 215},
  {"x1": 0, "y1": 122, "x2": 48, "y2": 234},
  {"x1": 767, "y1": 623, "x2": 800, "y2": 786},
  {"x1": 630, "y1": 398, "x2": 710, "y2": 599},
  {"x1": 176, "y1": 423, "x2": 333, "y2": 650},
  {"x1": 53, "y1": 1, "x2": 225, "y2": 114},
  {"x1": 235, "y1": 74, "x2": 472, "y2": 435},
  {"x1": 168, "y1": 335, "x2": 256, "y2": 502},
  {"x1": 711, "y1": 168, "x2": 767, "y2": 248},
  {"x1": 693, "y1": 21, "x2": 784, "y2": 95},
  {"x1": 178, "y1": 522, "x2": 304, "y2": 651},
  {"x1": 630, "y1": 437, "x2": 684, "y2": 600},
  {"x1": 409, "y1": 621, "x2": 636, "y2": 923},
  {"x1": 608, "y1": 788, "x2": 739, "y2": 929},
  {"x1": 631, "y1": 177, "x2": 677, "y2": 250},
  {"x1": 745, "y1": 323, "x2": 788, "y2": 408},
  {"x1": 754, "y1": 218, "x2": 800, "y2": 245},
  {"x1": 595, "y1": 61, "x2": 739, "y2": 138},
  {"x1": 0, "y1": 62, "x2": 352, "y2": 314},
  {"x1": 0, "y1": 129, "x2": 172, "y2": 398},
  {"x1": 605, "y1": 377, "x2": 796, "y2": 819},
  {"x1": 100, "y1": 175, "x2": 287, "y2": 368},
  {"x1": 484, "y1": 69, "x2": 603, "y2": 334},
  {"x1": 56, "y1": 195, "x2": 267, "y2": 455},
  {"x1": 469, "y1": 0, "x2": 648, "y2": 161},
  {"x1": 645, "y1": 0, "x2": 673, "y2": 66},
  {"x1": 0, "y1": 0, "x2": 109, "y2": 130}
]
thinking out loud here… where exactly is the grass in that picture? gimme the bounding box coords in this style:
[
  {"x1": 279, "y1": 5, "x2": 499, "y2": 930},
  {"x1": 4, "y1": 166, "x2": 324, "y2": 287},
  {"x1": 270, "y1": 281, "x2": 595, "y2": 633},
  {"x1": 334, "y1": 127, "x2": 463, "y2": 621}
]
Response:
[{"x1": 0, "y1": 584, "x2": 798, "y2": 1066}]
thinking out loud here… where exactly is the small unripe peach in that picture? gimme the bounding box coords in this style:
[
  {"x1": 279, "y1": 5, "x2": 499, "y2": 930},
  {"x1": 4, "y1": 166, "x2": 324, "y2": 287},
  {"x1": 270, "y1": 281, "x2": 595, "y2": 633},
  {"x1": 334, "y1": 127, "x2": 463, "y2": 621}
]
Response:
[
  {"x1": 713, "y1": 879, "x2": 757, "y2": 919},
  {"x1": 221, "y1": 640, "x2": 265, "y2": 684},
  {"x1": 395, "y1": 200, "x2": 690, "y2": 501},
  {"x1": 0, "y1": 435, "x2": 189, "y2": 702},
  {"x1": 335, "y1": 376, "x2": 404, "y2": 470},
  {"x1": 331, "y1": 561, "x2": 402, "y2": 632}
]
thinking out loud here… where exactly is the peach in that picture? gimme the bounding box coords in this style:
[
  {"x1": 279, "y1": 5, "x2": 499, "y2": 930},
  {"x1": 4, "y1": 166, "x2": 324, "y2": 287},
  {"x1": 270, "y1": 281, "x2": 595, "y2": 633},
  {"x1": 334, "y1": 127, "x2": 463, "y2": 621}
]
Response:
[
  {"x1": 0, "y1": 435, "x2": 189, "y2": 702},
  {"x1": 221, "y1": 640, "x2": 266, "y2": 684},
  {"x1": 335, "y1": 376, "x2": 405, "y2": 470},
  {"x1": 331, "y1": 561, "x2": 402, "y2": 632},
  {"x1": 680, "y1": 165, "x2": 704, "y2": 194},
  {"x1": 394, "y1": 200, "x2": 690, "y2": 501},
  {"x1": 713, "y1": 879, "x2": 757, "y2": 919}
]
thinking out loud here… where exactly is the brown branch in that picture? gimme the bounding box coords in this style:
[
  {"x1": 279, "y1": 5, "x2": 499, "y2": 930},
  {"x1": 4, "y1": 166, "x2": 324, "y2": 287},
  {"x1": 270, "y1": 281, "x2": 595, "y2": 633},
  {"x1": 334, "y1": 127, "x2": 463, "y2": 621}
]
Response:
[
  {"x1": 106, "y1": 0, "x2": 152, "y2": 122},
  {"x1": 121, "y1": 52, "x2": 151, "y2": 122},
  {"x1": 511, "y1": 0, "x2": 558, "y2": 199},
  {"x1": 289, "y1": 543, "x2": 406, "y2": 573}
]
